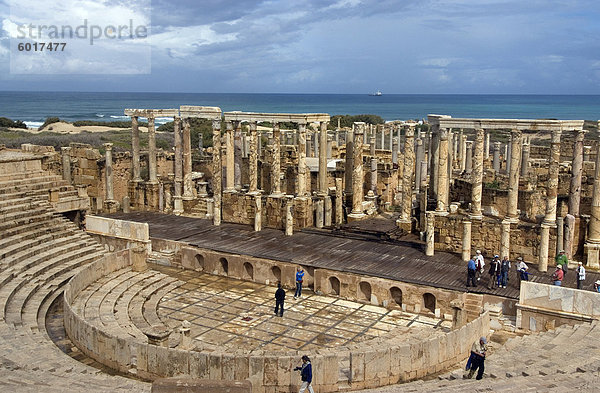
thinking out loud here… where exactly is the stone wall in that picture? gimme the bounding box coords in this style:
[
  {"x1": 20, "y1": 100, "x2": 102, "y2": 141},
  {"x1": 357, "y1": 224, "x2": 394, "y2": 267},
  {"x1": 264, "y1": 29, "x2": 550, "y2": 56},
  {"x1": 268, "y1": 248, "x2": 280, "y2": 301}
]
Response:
[
  {"x1": 516, "y1": 281, "x2": 600, "y2": 332},
  {"x1": 86, "y1": 214, "x2": 151, "y2": 252},
  {"x1": 63, "y1": 249, "x2": 491, "y2": 392}
]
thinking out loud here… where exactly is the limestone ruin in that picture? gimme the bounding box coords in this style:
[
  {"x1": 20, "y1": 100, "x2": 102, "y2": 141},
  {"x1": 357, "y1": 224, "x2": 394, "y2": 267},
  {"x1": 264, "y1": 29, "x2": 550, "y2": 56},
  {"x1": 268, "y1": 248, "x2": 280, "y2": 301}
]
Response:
[{"x1": 0, "y1": 108, "x2": 599, "y2": 392}]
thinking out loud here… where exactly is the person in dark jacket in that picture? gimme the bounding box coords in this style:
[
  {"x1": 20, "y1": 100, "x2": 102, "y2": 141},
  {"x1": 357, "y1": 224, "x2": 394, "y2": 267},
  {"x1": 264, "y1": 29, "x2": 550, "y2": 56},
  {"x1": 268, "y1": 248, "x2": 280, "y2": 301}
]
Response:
[
  {"x1": 294, "y1": 355, "x2": 314, "y2": 393},
  {"x1": 274, "y1": 282, "x2": 285, "y2": 317},
  {"x1": 467, "y1": 257, "x2": 477, "y2": 287}
]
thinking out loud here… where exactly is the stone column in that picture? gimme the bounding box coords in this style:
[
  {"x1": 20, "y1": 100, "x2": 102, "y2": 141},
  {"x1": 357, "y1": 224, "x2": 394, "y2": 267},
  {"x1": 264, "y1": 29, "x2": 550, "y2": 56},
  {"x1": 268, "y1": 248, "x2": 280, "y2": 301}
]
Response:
[
  {"x1": 538, "y1": 224, "x2": 551, "y2": 272},
  {"x1": 324, "y1": 196, "x2": 332, "y2": 227},
  {"x1": 370, "y1": 134, "x2": 376, "y2": 157},
  {"x1": 585, "y1": 143, "x2": 600, "y2": 268},
  {"x1": 318, "y1": 121, "x2": 328, "y2": 195},
  {"x1": 556, "y1": 216, "x2": 564, "y2": 254},
  {"x1": 500, "y1": 219, "x2": 511, "y2": 259},
  {"x1": 297, "y1": 123, "x2": 308, "y2": 197},
  {"x1": 212, "y1": 120, "x2": 222, "y2": 226},
  {"x1": 569, "y1": 130, "x2": 585, "y2": 217},
  {"x1": 104, "y1": 143, "x2": 114, "y2": 201},
  {"x1": 392, "y1": 137, "x2": 398, "y2": 166},
  {"x1": 462, "y1": 218, "x2": 472, "y2": 262},
  {"x1": 285, "y1": 196, "x2": 294, "y2": 236},
  {"x1": 225, "y1": 121, "x2": 235, "y2": 192},
  {"x1": 506, "y1": 129, "x2": 523, "y2": 222},
  {"x1": 370, "y1": 158, "x2": 377, "y2": 194},
  {"x1": 335, "y1": 178, "x2": 343, "y2": 226},
  {"x1": 271, "y1": 122, "x2": 282, "y2": 196},
  {"x1": 147, "y1": 115, "x2": 157, "y2": 182},
  {"x1": 345, "y1": 125, "x2": 354, "y2": 200},
  {"x1": 61, "y1": 147, "x2": 72, "y2": 183},
  {"x1": 584, "y1": 145, "x2": 591, "y2": 162},
  {"x1": 430, "y1": 125, "x2": 440, "y2": 198},
  {"x1": 327, "y1": 136, "x2": 332, "y2": 159},
  {"x1": 436, "y1": 128, "x2": 449, "y2": 214},
  {"x1": 492, "y1": 142, "x2": 501, "y2": 173},
  {"x1": 459, "y1": 132, "x2": 467, "y2": 172},
  {"x1": 131, "y1": 116, "x2": 141, "y2": 182},
  {"x1": 388, "y1": 126, "x2": 393, "y2": 151},
  {"x1": 506, "y1": 141, "x2": 511, "y2": 175},
  {"x1": 173, "y1": 117, "x2": 183, "y2": 214},
  {"x1": 399, "y1": 126, "x2": 415, "y2": 223},
  {"x1": 313, "y1": 130, "x2": 319, "y2": 158},
  {"x1": 420, "y1": 161, "x2": 428, "y2": 191},
  {"x1": 470, "y1": 129, "x2": 485, "y2": 219},
  {"x1": 543, "y1": 130, "x2": 562, "y2": 226},
  {"x1": 130, "y1": 245, "x2": 148, "y2": 272},
  {"x1": 248, "y1": 122, "x2": 259, "y2": 194},
  {"x1": 415, "y1": 137, "x2": 424, "y2": 192},
  {"x1": 182, "y1": 119, "x2": 194, "y2": 200},
  {"x1": 234, "y1": 122, "x2": 242, "y2": 191},
  {"x1": 484, "y1": 132, "x2": 490, "y2": 160},
  {"x1": 254, "y1": 195, "x2": 262, "y2": 232},
  {"x1": 349, "y1": 122, "x2": 365, "y2": 218},
  {"x1": 564, "y1": 214, "x2": 576, "y2": 260},
  {"x1": 315, "y1": 200, "x2": 324, "y2": 228},
  {"x1": 465, "y1": 141, "x2": 473, "y2": 175},
  {"x1": 520, "y1": 138, "x2": 530, "y2": 177},
  {"x1": 425, "y1": 212, "x2": 435, "y2": 256}
]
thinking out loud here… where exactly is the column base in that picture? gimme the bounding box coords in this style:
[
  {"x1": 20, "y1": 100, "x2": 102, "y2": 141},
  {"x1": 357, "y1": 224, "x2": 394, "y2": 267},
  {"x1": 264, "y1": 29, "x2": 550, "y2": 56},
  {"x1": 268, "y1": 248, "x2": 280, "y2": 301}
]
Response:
[
  {"x1": 585, "y1": 242, "x2": 600, "y2": 269},
  {"x1": 348, "y1": 212, "x2": 366, "y2": 221},
  {"x1": 469, "y1": 213, "x2": 483, "y2": 220},
  {"x1": 173, "y1": 197, "x2": 184, "y2": 215},
  {"x1": 396, "y1": 218, "x2": 411, "y2": 232},
  {"x1": 247, "y1": 190, "x2": 262, "y2": 196},
  {"x1": 505, "y1": 216, "x2": 519, "y2": 224},
  {"x1": 435, "y1": 209, "x2": 449, "y2": 217},
  {"x1": 269, "y1": 193, "x2": 284, "y2": 199},
  {"x1": 103, "y1": 199, "x2": 120, "y2": 214}
]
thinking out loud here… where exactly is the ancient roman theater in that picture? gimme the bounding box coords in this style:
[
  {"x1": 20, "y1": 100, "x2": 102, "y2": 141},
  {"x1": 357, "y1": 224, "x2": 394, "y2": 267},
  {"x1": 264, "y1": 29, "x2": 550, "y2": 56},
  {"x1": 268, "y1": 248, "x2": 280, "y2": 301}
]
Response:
[{"x1": 0, "y1": 106, "x2": 599, "y2": 392}]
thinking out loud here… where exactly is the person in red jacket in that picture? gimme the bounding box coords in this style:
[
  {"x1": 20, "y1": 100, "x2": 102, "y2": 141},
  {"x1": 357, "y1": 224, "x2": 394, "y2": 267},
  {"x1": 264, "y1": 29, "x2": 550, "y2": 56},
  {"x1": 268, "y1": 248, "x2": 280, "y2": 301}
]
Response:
[{"x1": 552, "y1": 265, "x2": 564, "y2": 286}]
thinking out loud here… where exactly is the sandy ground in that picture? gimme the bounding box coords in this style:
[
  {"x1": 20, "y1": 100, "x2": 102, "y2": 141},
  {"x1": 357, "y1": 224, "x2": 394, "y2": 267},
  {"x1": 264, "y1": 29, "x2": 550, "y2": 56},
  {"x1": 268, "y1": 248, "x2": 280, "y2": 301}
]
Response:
[{"x1": 12, "y1": 121, "x2": 149, "y2": 134}]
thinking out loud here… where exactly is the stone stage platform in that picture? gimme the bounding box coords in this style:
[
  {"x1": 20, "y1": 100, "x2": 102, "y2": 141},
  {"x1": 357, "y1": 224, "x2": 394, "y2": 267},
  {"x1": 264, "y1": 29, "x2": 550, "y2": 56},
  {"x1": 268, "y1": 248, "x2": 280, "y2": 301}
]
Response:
[
  {"x1": 155, "y1": 265, "x2": 449, "y2": 353},
  {"x1": 102, "y1": 213, "x2": 600, "y2": 299}
]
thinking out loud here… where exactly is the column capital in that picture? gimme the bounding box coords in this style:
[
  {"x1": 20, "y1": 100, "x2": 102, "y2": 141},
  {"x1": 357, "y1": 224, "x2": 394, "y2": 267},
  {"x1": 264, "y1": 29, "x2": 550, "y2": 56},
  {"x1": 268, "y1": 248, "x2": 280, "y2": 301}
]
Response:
[
  {"x1": 226, "y1": 121, "x2": 234, "y2": 131},
  {"x1": 61, "y1": 146, "x2": 72, "y2": 153},
  {"x1": 510, "y1": 128, "x2": 521, "y2": 138},
  {"x1": 405, "y1": 125, "x2": 415, "y2": 138},
  {"x1": 551, "y1": 129, "x2": 562, "y2": 144},
  {"x1": 249, "y1": 121, "x2": 257, "y2": 131},
  {"x1": 574, "y1": 129, "x2": 586, "y2": 141},
  {"x1": 212, "y1": 119, "x2": 221, "y2": 130},
  {"x1": 103, "y1": 142, "x2": 113, "y2": 151}
]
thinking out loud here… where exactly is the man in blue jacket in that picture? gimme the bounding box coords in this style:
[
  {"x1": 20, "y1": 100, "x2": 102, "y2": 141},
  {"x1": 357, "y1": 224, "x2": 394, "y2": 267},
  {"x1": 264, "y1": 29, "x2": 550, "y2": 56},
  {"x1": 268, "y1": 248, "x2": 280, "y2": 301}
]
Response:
[
  {"x1": 294, "y1": 355, "x2": 314, "y2": 393},
  {"x1": 467, "y1": 257, "x2": 477, "y2": 287},
  {"x1": 294, "y1": 267, "x2": 305, "y2": 299}
]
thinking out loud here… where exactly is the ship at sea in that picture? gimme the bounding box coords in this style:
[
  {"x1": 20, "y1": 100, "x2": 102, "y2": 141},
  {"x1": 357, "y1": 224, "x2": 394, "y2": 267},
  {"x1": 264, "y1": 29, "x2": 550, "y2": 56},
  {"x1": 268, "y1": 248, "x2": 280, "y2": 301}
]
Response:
[{"x1": 369, "y1": 90, "x2": 382, "y2": 96}]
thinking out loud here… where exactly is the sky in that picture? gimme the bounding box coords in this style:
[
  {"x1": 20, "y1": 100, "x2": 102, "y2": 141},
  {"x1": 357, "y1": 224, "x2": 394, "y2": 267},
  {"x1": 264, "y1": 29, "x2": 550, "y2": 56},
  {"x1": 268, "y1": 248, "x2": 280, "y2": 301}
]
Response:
[{"x1": 0, "y1": 0, "x2": 599, "y2": 94}]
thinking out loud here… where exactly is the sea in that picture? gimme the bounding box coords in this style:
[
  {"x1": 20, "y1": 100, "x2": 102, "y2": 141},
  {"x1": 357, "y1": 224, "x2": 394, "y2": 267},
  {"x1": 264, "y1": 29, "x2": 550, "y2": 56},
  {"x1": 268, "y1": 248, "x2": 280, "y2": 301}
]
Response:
[{"x1": 0, "y1": 91, "x2": 599, "y2": 129}]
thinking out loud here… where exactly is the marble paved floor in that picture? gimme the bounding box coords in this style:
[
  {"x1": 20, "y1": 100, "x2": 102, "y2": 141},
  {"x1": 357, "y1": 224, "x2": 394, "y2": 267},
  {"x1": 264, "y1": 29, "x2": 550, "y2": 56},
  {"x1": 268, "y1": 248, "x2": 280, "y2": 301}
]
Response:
[{"x1": 155, "y1": 266, "x2": 450, "y2": 353}]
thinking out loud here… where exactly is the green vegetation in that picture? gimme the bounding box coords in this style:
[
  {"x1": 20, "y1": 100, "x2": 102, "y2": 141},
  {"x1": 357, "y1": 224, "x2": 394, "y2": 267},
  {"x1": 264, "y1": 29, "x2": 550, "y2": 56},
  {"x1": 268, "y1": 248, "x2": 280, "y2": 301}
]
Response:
[
  {"x1": 485, "y1": 180, "x2": 500, "y2": 190},
  {"x1": 0, "y1": 129, "x2": 173, "y2": 153},
  {"x1": 157, "y1": 118, "x2": 214, "y2": 148},
  {"x1": 39, "y1": 117, "x2": 60, "y2": 131},
  {"x1": 0, "y1": 117, "x2": 27, "y2": 129},
  {"x1": 328, "y1": 114, "x2": 385, "y2": 129},
  {"x1": 72, "y1": 120, "x2": 148, "y2": 128}
]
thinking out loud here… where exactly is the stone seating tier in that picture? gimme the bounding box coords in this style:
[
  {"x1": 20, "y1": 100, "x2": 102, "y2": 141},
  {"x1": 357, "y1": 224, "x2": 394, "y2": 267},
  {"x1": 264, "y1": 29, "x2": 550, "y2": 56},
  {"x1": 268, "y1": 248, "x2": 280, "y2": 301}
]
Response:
[{"x1": 0, "y1": 158, "x2": 152, "y2": 391}]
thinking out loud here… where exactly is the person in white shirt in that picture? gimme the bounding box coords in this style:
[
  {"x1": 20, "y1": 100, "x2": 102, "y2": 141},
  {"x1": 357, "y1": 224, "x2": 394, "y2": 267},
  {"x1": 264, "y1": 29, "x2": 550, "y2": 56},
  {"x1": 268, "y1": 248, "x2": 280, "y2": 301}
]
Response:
[
  {"x1": 475, "y1": 250, "x2": 485, "y2": 282},
  {"x1": 577, "y1": 262, "x2": 586, "y2": 289}
]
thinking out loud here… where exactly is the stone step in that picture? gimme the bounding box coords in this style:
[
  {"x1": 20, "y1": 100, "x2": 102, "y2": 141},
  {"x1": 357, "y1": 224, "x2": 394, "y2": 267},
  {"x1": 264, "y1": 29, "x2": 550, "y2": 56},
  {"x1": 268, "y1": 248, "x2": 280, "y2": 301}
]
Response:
[
  {"x1": 0, "y1": 170, "x2": 46, "y2": 182},
  {"x1": 0, "y1": 220, "x2": 78, "y2": 258},
  {"x1": 0, "y1": 174, "x2": 63, "y2": 189},
  {"x1": 140, "y1": 278, "x2": 184, "y2": 329},
  {"x1": 9, "y1": 249, "x2": 105, "y2": 326},
  {"x1": 0, "y1": 179, "x2": 69, "y2": 196},
  {"x1": 2, "y1": 244, "x2": 104, "y2": 323},
  {"x1": 0, "y1": 208, "x2": 56, "y2": 233}
]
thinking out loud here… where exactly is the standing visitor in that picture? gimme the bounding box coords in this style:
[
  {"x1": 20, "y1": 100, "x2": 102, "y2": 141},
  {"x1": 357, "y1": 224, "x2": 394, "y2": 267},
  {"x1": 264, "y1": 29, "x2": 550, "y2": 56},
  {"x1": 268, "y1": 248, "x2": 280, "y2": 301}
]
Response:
[
  {"x1": 467, "y1": 257, "x2": 477, "y2": 288},
  {"x1": 555, "y1": 250, "x2": 568, "y2": 277},
  {"x1": 294, "y1": 267, "x2": 305, "y2": 299},
  {"x1": 475, "y1": 250, "x2": 485, "y2": 282},
  {"x1": 551, "y1": 265, "x2": 564, "y2": 286},
  {"x1": 464, "y1": 337, "x2": 487, "y2": 380},
  {"x1": 500, "y1": 255, "x2": 511, "y2": 288},
  {"x1": 294, "y1": 355, "x2": 314, "y2": 393},
  {"x1": 516, "y1": 257, "x2": 528, "y2": 282},
  {"x1": 594, "y1": 280, "x2": 600, "y2": 293},
  {"x1": 488, "y1": 255, "x2": 500, "y2": 289},
  {"x1": 576, "y1": 262, "x2": 586, "y2": 289},
  {"x1": 274, "y1": 282, "x2": 285, "y2": 317}
]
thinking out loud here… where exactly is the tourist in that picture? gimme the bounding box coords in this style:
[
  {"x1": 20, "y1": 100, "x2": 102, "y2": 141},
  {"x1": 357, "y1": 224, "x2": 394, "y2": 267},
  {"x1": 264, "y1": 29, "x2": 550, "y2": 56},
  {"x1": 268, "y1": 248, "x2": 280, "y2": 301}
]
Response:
[
  {"x1": 464, "y1": 336, "x2": 487, "y2": 380},
  {"x1": 294, "y1": 355, "x2": 314, "y2": 393},
  {"x1": 488, "y1": 255, "x2": 500, "y2": 289},
  {"x1": 475, "y1": 250, "x2": 485, "y2": 282},
  {"x1": 594, "y1": 280, "x2": 600, "y2": 293},
  {"x1": 500, "y1": 255, "x2": 511, "y2": 288},
  {"x1": 467, "y1": 257, "x2": 477, "y2": 288},
  {"x1": 555, "y1": 250, "x2": 568, "y2": 277},
  {"x1": 551, "y1": 265, "x2": 564, "y2": 286},
  {"x1": 294, "y1": 267, "x2": 305, "y2": 299},
  {"x1": 576, "y1": 262, "x2": 586, "y2": 290},
  {"x1": 516, "y1": 257, "x2": 528, "y2": 282},
  {"x1": 274, "y1": 282, "x2": 285, "y2": 317}
]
